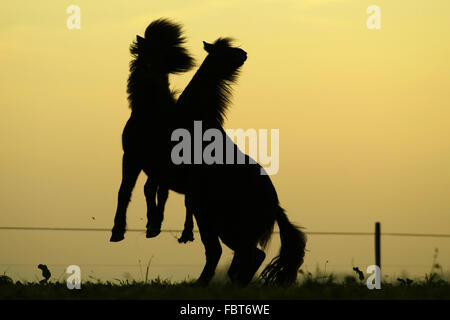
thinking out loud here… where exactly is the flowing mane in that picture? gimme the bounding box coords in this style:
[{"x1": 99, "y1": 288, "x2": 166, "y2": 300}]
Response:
[
  {"x1": 210, "y1": 38, "x2": 240, "y2": 125},
  {"x1": 177, "y1": 37, "x2": 245, "y2": 126},
  {"x1": 127, "y1": 19, "x2": 194, "y2": 112}
]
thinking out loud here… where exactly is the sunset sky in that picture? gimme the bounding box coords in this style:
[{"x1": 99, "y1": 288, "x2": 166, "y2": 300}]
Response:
[{"x1": 1, "y1": 0, "x2": 449, "y2": 281}]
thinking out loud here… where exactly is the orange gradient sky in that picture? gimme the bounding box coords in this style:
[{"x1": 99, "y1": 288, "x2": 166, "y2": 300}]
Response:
[{"x1": 0, "y1": 0, "x2": 449, "y2": 281}]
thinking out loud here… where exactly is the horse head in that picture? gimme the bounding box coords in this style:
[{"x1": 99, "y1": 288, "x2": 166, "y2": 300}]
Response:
[{"x1": 201, "y1": 38, "x2": 247, "y2": 82}]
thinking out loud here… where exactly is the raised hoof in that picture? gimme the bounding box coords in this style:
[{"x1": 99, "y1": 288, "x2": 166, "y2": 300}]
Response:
[
  {"x1": 110, "y1": 232, "x2": 125, "y2": 242},
  {"x1": 178, "y1": 231, "x2": 194, "y2": 243},
  {"x1": 146, "y1": 228, "x2": 161, "y2": 238}
]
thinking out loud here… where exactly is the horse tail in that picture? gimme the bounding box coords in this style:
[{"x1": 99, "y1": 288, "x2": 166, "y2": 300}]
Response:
[{"x1": 260, "y1": 206, "x2": 307, "y2": 286}]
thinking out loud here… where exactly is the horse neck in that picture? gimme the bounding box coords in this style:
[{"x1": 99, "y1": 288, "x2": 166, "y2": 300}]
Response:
[
  {"x1": 178, "y1": 62, "x2": 230, "y2": 125},
  {"x1": 127, "y1": 64, "x2": 172, "y2": 114}
]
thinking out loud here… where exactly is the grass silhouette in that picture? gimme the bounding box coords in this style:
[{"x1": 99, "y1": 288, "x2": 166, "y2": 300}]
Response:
[{"x1": 1, "y1": 271, "x2": 449, "y2": 300}]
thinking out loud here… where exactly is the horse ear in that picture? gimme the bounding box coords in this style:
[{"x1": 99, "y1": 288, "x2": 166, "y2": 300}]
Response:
[
  {"x1": 203, "y1": 41, "x2": 214, "y2": 53},
  {"x1": 137, "y1": 35, "x2": 145, "y2": 46}
]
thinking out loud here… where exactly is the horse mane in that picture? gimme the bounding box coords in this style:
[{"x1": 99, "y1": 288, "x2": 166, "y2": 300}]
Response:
[
  {"x1": 177, "y1": 37, "x2": 242, "y2": 126},
  {"x1": 212, "y1": 38, "x2": 240, "y2": 125},
  {"x1": 214, "y1": 37, "x2": 234, "y2": 48},
  {"x1": 127, "y1": 19, "x2": 194, "y2": 111},
  {"x1": 129, "y1": 18, "x2": 190, "y2": 61}
]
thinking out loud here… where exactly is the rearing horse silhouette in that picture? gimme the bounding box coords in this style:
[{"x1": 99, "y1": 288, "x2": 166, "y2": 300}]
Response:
[
  {"x1": 172, "y1": 39, "x2": 307, "y2": 286},
  {"x1": 110, "y1": 19, "x2": 194, "y2": 242}
]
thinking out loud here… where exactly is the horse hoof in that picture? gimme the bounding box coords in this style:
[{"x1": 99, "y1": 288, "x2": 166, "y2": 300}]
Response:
[
  {"x1": 178, "y1": 233, "x2": 194, "y2": 243},
  {"x1": 146, "y1": 228, "x2": 161, "y2": 238},
  {"x1": 110, "y1": 232, "x2": 125, "y2": 242}
]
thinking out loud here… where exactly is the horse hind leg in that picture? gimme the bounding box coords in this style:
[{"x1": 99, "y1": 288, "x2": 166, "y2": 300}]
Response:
[
  {"x1": 178, "y1": 196, "x2": 195, "y2": 243},
  {"x1": 153, "y1": 185, "x2": 168, "y2": 235},
  {"x1": 228, "y1": 247, "x2": 266, "y2": 286},
  {"x1": 144, "y1": 180, "x2": 167, "y2": 238},
  {"x1": 227, "y1": 254, "x2": 239, "y2": 283},
  {"x1": 197, "y1": 230, "x2": 222, "y2": 286},
  {"x1": 252, "y1": 248, "x2": 266, "y2": 278},
  {"x1": 110, "y1": 153, "x2": 141, "y2": 242}
]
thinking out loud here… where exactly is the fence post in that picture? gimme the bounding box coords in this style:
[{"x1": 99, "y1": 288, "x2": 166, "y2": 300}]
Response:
[{"x1": 375, "y1": 222, "x2": 381, "y2": 270}]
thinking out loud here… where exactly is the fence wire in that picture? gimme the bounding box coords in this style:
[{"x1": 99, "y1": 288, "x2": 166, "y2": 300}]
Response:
[{"x1": 1, "y1": 226, "x2": 449, "y2": 238}]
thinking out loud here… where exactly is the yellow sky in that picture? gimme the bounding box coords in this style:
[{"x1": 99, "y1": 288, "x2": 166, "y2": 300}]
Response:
[{"x1": 0, "y1": 0, "x2": 449, "y2": 281}]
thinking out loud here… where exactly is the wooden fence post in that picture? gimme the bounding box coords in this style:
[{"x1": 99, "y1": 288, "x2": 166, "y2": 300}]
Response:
[{"x1": 375, "y1": 222, "x2": 381, "y2": 269}]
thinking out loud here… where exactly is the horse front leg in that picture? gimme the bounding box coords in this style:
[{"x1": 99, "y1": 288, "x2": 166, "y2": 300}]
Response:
[
  {"x1": 178, "y1": 196, "x2": 195, "y2": 243},
  {"x1": 110, "y1": 153, "x2": 141, "y2": 242}
]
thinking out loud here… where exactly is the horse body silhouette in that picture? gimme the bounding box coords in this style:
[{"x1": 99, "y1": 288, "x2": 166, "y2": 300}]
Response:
[
  {"x1": 110, "y1": 19, "x2": 194, "y2": 242},
  {"x1": 170, "y1": 39, "x2": 306, "y2": 286}
]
